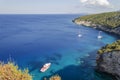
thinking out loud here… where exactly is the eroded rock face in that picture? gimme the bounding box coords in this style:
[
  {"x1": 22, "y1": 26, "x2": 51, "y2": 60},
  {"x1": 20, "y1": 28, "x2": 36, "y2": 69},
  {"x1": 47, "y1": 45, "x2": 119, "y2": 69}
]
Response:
[
  {"x1": 74, "y1": 20, "x2": 97, "y2": 27},
  {"x1": 112, "y1": 27, "x2": 120, "y2": 35},
  {"x1": 96, "y1": 51, "x2": 120, "y2": 79}
]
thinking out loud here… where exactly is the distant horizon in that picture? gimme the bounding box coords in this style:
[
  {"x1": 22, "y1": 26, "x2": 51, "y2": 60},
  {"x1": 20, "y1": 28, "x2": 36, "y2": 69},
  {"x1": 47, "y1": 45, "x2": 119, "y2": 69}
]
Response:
[
  {"x1": 0, "y1": 0, "x2": 119, "y2": 14},
  {"x1": 0, "y1": 13, "x2": 90, "y2": 15},
  {"x1": 0, "y1": 10, "x2": 117, "y2": 15}
]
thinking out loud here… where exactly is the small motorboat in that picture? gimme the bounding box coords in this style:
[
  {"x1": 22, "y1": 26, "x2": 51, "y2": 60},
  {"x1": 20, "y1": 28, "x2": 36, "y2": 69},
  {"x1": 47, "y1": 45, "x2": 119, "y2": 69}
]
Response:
[{"x1": 40, "y1": 63, "x2": 51, "y2": 72}]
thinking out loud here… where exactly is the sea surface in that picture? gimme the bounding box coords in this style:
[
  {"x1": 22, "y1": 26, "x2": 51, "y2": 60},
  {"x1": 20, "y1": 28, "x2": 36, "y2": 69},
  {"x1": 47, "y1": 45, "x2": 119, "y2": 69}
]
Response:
[{"x1": 0, "y1": 14, "x2": 119, "y2": 80}]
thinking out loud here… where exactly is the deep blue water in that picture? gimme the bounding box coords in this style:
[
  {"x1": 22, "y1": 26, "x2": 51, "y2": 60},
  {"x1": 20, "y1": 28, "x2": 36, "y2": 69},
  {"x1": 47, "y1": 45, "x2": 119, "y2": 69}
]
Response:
[{"x1": 0, "y1": 14, "x2": 119, "y2": 80}]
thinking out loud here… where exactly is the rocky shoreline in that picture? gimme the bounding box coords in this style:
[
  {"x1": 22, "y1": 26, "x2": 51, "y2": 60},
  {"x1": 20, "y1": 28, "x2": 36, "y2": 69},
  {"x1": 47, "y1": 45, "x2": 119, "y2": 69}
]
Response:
[
  {"x1": 96, "y1": 50, "x2": 120, "y2": 80},
  {"x1": 73, "y1": 20, "x2": 120, "y2": 80},
  {"x1": 73, "y1": 20, "x2": 120, "y2": 36}
]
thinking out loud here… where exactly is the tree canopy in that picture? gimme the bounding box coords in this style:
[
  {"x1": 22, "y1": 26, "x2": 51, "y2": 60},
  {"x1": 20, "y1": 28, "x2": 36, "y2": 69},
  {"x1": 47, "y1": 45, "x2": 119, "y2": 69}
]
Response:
[{"x1": 75, "y1": 12, "x2": 120, "y2": 28}]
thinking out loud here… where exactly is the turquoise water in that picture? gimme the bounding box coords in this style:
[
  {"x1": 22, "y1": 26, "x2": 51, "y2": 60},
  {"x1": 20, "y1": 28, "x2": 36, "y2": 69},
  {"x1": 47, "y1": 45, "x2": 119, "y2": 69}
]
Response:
[{"x1": 0, "y1": 14, "x2": 119, "y2": 80}]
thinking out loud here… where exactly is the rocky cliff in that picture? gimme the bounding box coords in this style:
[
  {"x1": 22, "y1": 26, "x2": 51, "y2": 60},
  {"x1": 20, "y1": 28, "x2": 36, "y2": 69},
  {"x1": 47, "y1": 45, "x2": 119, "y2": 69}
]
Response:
[
  {"x1": 73, "y1": 11, "x2": 120, "y2": 36},
  {"x1": 96, "y1": 40, "x2": 120, "y2": 80},
  {"x1": 96, "y1": 51, "x2": 120, "y2": 79},
  {"x1": 73, "y1": 20, "x2": 120, "y2": 36}
]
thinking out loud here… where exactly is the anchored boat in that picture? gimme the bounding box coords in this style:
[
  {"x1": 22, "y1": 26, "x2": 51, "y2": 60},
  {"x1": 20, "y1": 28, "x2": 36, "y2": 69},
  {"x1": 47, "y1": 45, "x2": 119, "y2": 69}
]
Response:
[{"x1": 40, "y1": 63, "x2": 51, "y2": 72}]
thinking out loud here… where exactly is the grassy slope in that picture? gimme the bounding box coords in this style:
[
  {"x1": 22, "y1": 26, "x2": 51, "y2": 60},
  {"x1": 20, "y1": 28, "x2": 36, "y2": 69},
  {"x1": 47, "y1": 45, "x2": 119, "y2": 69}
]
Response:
[{"x1": 75, "y1": 12, "x2": 120, "y2": 28}]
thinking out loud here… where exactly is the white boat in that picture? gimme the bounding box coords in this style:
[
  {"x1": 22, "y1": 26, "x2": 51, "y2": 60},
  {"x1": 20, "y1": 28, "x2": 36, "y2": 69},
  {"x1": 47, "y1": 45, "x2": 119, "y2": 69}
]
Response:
[
  {"x1": 40, "y1": 63, "x2": 51, "y2": 72},
  {"x1": 97, "y1": 31, "x2": 103, "y2": 39},
  {"x1": 78, "y1": 34, "x2": 82, "y2": 37},
  {"x1": 78, "y1": 30, "x2": 82, "y2": 37}
]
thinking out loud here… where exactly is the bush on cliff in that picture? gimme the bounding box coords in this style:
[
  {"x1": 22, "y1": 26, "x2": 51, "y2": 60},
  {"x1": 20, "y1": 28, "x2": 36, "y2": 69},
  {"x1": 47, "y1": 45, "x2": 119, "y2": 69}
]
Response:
[
  {"x1": 0, "y1": 62, "x2": 32, "y2": 80},
  {"x1": 44, "y1": 75, "x2": 61, "y2": 80},
  {"x1": 98, "y1": 40, "x2": 120, "y2": 54}
]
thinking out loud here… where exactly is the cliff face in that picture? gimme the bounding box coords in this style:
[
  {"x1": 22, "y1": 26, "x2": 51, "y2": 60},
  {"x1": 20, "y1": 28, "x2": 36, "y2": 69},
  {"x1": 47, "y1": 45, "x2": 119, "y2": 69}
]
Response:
[
  {"x1": 96, "y1": 51, "x2": 120, "y2": 79},
  {"x1": 74, "y1": 20, "x2": 120, "y2": 36}
]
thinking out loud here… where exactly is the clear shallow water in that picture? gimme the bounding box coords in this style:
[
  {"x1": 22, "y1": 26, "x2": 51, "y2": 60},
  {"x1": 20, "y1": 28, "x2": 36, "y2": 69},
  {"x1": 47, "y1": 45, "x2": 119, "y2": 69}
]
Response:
[{"x1": 0, "y1": 14, "x2": 119, "y2": 80}]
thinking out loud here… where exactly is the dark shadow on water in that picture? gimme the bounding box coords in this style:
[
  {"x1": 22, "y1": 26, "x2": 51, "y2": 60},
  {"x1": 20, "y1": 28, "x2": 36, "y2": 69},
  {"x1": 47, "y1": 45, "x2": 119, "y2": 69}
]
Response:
[
  {"x1": 43, "y1": 52, "x2": 62, "y2": 64},
  {"x1": 95, "y1": 70, "x2": 117, "y2": 80},
  {"x1": 45, "y1": 53, "x2": 62, "y2": 62},
  {"x1": 42, "y1": 64, "x2": 114, "y2": 80},
  {"x1": 42, "y1": 50, "x2": 115, "y2": 80}
]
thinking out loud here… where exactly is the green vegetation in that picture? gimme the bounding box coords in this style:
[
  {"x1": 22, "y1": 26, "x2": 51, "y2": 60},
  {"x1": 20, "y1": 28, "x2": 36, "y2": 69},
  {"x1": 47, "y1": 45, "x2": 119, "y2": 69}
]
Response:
[
  {"x1": 0, "y1": 61, "x2": 61, "y2": 80},
  {"x1": 0, "y1": 62, "x2": 32, "y2": 80},
  {"x1": 75, "y1": 12, "x2": 120, "y2": 28},
  {"x1": 44, "y1": 75, "x2": 61, "y2": 80},
  {"x1": 98, "y1": 40, "x2": 120, "y2": 54},
  {"x1": 49, "y1": 75, "x2": 61, "y2": 80}
]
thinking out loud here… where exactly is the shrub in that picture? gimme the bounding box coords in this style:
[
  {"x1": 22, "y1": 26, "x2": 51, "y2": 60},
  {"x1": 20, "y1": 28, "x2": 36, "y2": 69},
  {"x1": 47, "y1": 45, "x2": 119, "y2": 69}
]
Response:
[
  {"x1": 49, "y1": 75, "x2": 61, "y2": 80},
  {"x1": 0, "y1": 62, "x2": 32, "y2": 80},
  {"x1": 44, "y1": 75, "x2": 61, "y2": 80},
  {"x1": 98, "y1": 40, "x2": 120, "y2": 54}
]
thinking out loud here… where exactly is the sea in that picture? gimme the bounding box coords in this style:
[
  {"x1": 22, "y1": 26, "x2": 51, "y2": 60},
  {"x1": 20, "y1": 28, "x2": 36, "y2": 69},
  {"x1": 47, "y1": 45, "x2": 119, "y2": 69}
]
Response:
[{"x1": 0, "y1": 14, "x2": 119, "y2": 80}]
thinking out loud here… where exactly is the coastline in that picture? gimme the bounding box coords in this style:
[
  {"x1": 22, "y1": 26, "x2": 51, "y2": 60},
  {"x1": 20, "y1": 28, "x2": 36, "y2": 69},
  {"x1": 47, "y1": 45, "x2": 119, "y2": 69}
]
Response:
[
  {"x1": 73, "y1": 19, "x2": 120, "y2": 80},
  {"x1": 73, "y1": 20, "x2": 120, "y2": 36}
]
